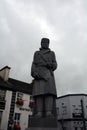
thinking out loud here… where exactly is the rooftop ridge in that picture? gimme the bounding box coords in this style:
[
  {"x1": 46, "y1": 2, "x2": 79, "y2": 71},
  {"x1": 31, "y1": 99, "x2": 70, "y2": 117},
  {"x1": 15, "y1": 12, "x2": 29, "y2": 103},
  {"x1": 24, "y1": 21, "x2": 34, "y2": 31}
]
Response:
[{"x1": 57, "y1": 93, "x2": 87, "y2": 99}]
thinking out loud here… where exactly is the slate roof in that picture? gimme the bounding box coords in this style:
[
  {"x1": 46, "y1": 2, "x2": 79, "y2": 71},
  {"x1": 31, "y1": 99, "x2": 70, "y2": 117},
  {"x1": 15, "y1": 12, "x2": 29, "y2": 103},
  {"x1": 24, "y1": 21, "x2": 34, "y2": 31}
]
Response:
[{"x1": 0, "y1": 77, "x2": 33, "y2": 94}]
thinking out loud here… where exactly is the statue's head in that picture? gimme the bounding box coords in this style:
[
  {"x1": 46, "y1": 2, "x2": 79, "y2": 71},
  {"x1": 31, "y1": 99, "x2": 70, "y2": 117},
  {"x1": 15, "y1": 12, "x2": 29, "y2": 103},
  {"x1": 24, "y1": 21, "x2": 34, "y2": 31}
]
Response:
[{"x1": 41, "y1": 38, "x2": 50, "y2": 49}]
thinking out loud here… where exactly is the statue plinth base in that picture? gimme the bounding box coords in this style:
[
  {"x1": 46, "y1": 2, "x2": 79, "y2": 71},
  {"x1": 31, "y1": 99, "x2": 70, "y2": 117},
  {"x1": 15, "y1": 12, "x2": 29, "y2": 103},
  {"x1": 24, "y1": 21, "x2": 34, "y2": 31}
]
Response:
[
  {"x1": 26, "y1": 128, "x2": 58, "y2": 130},
  {"x1": 25, "y1": 116, "x2": 58, "y2": 130}
]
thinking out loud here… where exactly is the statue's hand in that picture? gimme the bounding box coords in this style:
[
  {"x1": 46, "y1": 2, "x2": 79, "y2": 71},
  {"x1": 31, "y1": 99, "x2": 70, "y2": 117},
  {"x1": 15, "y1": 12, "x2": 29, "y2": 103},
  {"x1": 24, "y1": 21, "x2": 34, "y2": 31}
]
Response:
[
  {"x1": 34, "y1": 74, "x2": 40, "y2": 79},
  {"x1": 46, "y1": 62, "x2": 53, "y2": 69},
  {"x1": 32, "y1": 71, "x2": 39, "y2": 79}
]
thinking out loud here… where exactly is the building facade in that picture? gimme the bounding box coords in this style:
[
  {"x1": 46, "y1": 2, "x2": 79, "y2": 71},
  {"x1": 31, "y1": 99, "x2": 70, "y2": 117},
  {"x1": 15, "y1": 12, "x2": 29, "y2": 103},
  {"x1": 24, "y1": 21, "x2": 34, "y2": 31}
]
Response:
[
  {"x1": 56, "y1": 94, "x2": 87, "y2": 130},
  {"x1": 0, "y1": 66, "x2": 33, "y2": 130}
]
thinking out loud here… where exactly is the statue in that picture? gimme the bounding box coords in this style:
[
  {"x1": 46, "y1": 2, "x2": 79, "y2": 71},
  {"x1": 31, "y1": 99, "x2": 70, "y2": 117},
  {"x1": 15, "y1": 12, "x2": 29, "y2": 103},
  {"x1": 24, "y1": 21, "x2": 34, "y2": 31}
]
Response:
[{"x1": 31, "y1": 38, "x2": 57, "y2": 117}]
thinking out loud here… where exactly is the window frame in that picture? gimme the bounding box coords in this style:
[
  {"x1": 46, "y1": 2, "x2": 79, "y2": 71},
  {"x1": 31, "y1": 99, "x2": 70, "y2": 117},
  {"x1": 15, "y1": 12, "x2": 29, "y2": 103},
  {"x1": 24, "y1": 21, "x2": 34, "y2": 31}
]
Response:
[
  {"x1": 0, "y1": 90, "x2": 6, "y2": 101},
  {"x1": 14, "y1": 113, "x2": 21, "y2": 125},
  {"x1": 16, "y1": 92, "x2": 23, "y2": 101}
]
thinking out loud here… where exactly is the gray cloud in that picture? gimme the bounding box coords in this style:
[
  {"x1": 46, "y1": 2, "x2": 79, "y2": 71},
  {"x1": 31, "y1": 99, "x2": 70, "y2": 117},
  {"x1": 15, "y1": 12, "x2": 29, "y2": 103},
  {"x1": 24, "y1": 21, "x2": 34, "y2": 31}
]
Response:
[{"x1": 0, "y1": 0, "x2": 87, "y2": 96}]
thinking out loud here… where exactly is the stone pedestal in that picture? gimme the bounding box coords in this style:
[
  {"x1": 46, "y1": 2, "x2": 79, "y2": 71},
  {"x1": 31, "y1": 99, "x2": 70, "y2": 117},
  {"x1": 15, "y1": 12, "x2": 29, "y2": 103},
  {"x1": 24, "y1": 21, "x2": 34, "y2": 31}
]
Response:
[
  {"x1": 26, "y1": 128, "x2": 58, "y2": 130},
  {"x1": 25, "y1": 116, "x2": 58, "y2": 130}
]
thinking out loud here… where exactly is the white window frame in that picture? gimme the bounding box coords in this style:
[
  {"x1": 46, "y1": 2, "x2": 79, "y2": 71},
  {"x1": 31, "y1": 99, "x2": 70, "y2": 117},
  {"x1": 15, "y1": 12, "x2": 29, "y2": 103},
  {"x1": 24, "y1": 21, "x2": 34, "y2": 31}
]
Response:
[
  {"x1": 17, "y1": 92, "x2": 23, "y2": 101},
  {"x1": 14, "y1": 113, "x2": 21, "y2": 125}
]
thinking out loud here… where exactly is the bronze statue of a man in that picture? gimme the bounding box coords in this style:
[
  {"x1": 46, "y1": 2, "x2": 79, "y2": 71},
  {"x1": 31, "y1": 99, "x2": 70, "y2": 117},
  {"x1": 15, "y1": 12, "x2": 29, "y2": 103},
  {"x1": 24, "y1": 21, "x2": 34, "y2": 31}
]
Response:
[{"x1": 31, "y1": 38, "x2": 57, "y2": 117}]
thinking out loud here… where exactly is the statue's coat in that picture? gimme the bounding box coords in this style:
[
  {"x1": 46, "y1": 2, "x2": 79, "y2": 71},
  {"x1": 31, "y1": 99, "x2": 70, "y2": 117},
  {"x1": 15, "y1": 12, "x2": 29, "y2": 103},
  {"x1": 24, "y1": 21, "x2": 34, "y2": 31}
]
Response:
[{"x1": 31, "y1": 48, "x2": 57, "y2": 97}]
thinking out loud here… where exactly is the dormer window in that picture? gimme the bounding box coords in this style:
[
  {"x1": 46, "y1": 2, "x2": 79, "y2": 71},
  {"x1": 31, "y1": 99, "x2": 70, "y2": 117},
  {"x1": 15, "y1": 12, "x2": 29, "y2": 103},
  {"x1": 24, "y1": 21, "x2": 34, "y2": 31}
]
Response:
[
  {"x1": 17, "y1": 92, "x2": 23, "y2": 100},
  {"x1": 0, "y1": 90, "x2": 6, "y2": 101}
]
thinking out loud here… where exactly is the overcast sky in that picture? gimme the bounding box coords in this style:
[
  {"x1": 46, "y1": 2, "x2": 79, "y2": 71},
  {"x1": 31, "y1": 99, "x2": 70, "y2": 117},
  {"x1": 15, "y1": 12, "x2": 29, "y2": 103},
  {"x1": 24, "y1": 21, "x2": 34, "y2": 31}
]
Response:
[{"x1": 0, "y1": 0, "x2": 87, "y2": 96}]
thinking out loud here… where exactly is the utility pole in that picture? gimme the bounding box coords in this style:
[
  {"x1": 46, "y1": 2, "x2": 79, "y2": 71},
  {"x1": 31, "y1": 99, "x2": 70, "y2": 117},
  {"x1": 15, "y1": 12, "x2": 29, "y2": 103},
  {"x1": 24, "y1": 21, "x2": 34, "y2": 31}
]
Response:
[
  {"x1": 61, "y1": 118, "x2": 64, "y2": 130},
  {"x1": 81, "y1": 99, "x2": 86, "y2": 130},
  {"x1": 61, "y1": 104, "x2": 64, "y2": 130}
]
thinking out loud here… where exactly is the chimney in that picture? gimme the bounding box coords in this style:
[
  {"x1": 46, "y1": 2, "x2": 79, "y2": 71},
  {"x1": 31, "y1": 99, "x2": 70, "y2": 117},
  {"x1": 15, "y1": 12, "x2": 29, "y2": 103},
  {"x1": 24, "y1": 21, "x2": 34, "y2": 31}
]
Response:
[{"x1": 0, "y1": 66, "x2": 11, "y2": 81}]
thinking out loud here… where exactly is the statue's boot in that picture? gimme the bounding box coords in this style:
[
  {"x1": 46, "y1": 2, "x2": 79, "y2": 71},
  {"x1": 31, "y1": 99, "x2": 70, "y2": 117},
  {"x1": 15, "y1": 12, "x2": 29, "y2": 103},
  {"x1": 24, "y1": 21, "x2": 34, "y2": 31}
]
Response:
[
  {"x1": 35, "y1": 96, "x2": 43, "y2": 117},
  {"x1": 35, "y1": 112, "x2": 42, "y2": 117},
  {"x1": 45, "y1": 95, "x2": 53, "y2": 117},
  {"x1": 46, "y1": 111, "x2": 53, "y2": 117}
]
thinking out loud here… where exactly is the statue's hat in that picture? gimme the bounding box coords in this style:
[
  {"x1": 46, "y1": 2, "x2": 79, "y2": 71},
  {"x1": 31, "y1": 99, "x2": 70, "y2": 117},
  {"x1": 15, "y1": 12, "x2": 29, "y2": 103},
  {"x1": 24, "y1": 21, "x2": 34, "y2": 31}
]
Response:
[{"x1": 41, "y1": 38, "x2": 50, "y2": 44}]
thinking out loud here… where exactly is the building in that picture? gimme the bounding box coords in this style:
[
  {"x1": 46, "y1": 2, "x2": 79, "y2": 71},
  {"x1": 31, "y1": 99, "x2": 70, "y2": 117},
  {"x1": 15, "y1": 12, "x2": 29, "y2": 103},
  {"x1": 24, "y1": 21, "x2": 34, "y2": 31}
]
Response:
[
  {"x1": 0, "y1": 66, "x2": 33, "y2": 130},
  {"x1": 56, "y1": 94, "x2": 87, "y2": 130}
]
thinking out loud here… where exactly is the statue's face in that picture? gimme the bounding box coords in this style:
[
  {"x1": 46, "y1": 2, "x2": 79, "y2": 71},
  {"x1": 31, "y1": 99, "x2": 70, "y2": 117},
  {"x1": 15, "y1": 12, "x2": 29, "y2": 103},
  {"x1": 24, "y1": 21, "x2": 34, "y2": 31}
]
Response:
[{"x1": 41, "y1": 42, "x2": 49, "y2": 49}]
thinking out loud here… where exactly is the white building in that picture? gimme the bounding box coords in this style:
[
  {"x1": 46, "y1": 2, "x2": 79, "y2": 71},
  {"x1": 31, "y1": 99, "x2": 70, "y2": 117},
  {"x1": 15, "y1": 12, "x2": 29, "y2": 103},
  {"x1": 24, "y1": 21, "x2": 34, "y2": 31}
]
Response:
[
  {"x1": 56, "y1": 94, "x2": 87, "y2": 130},
  {"x1": 0, "y1": 66, "x2": 33, "y2": 130}
]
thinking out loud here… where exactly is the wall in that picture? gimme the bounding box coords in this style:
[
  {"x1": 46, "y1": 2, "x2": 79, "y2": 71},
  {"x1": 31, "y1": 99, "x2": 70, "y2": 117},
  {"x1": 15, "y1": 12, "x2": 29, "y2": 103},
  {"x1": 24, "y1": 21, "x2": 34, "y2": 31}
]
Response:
[
  {"x1": 14, "y1": 93, "x2": 32, "y2": 130},
  {"x1": 56, "y1": 96, "x2": 71, "y2": 119},
  {"x1": 1, "y1": 90, "x2": 12, "y2": 130},
  {"x1": 69, "y1": 95, "x2": 83, "y2": 118},
  {"x1": 0, "y1": 90, "x2": 32, "y2": 130},
  {"x1": 56, "y1": 95, "x2": 87, "y2": 130}
]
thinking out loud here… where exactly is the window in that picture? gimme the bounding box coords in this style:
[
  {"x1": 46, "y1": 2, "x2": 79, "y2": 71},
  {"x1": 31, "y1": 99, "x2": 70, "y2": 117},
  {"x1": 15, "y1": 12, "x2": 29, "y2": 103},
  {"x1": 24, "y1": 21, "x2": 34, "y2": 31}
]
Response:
[
  {"x1": 0, "y1": 90, "x2": 6, "y2": 100},
  {"x1": 63, "y1": 127, "x2": 66, "y2": 130},
  {"x1": 61, "y1": 103, "x2": 67, "y2": 115},
  {"x1": 0, "y1": 90, "x2": 6, "y2": 109},
  {"x1": 75, "y1": 127, "x2": 78, "y2": 130},
  {"x1": 28, "y1": 115, "x2": 30, "y2": 127},
  {"x1": 62, "y1": 106, "x2": 67, "y2": 115},
  {"x1": 14, "y1": 113, "x2": 21, "y2": 125},
  {"x1": 62, "y1": 103, "x2": 64, "y2": 105},
  {"x1": 79, "y1": 105, "x2": 81, "y2": 107},
  {"x1": 81, "y1": 122, "x2": 83, "y2": 124},
  {"x1": 56, "y1": 107, "x2": 59, "y2": 116},
  {"x1": 0, "y1": 111, "x2": 2, "y2": 128},
  {"x1": 17, "y1": 92, "x2": 23, "y2": 100},
  {"x1": 72, "y1": 105, "x2": 76, "y2": 107}
]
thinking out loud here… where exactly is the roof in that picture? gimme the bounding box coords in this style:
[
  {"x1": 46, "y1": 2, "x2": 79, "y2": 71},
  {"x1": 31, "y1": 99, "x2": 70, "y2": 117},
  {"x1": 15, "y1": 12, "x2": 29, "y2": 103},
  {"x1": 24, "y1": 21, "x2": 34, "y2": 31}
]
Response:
[
  {"x1": 57, "y1": 93, "x2": 87, "y2": 99},
  {"x1": 0, "y1": 77, "x2": 32, "y2": 94},
  {"x1": 0, "y1": 66, "x2": 11, "y2": 71}
]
